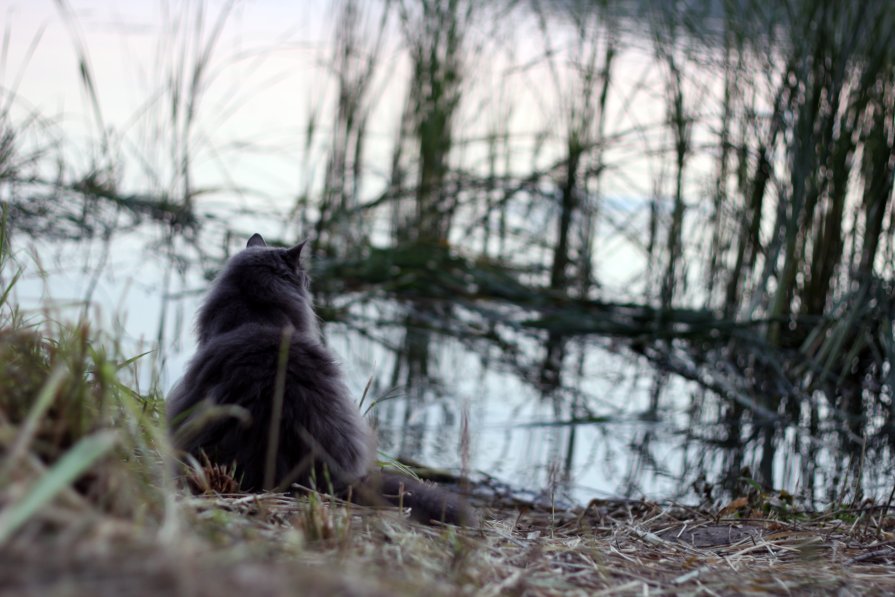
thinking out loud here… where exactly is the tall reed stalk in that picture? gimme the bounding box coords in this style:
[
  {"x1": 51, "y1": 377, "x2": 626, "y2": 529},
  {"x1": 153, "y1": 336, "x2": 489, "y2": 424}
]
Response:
[
  {"x1": 540, "y1": 3, "x2": 615, "y2": 296},
  {"x1": 316, "y1": 0, "x2": 390, "y2": 255},
  {"x1": 394, "y1": 0, "x2": 474, "y2": 245}
]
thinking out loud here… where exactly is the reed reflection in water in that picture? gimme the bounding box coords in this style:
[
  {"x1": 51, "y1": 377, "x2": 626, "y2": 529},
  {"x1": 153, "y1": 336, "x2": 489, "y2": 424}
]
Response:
[{"x1": 2, "y1": 0, "x2": 894, "y2": 506}]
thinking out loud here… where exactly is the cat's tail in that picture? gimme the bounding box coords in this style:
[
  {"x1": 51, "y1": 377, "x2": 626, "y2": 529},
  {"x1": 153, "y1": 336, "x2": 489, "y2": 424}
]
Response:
[{"x1": 350, "y1": 472, "x2": 474, "y2": 527}]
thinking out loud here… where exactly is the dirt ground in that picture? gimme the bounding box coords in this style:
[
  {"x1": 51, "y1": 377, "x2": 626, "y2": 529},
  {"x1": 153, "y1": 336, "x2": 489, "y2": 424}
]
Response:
[{"x1": 4, "y1": 488, "x2": 895, "y2": 597}]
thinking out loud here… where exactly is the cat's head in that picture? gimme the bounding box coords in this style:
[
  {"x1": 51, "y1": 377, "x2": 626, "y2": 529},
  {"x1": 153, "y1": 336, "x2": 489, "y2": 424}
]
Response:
[
  {"x1": 196, "y1": 233, "x2": 319, "y2": 344},
  {"x1": 241, "y1": 233, "x2": 311, "y2": 292}
]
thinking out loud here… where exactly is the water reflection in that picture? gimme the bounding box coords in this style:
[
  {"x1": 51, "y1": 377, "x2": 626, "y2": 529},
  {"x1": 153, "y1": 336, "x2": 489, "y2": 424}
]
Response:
[
  {"x1": 4, "y1": 0, "x2": 895, "y2": 506},
  {"x1": 307, "y1": 289, "x2": 889, "y2": 506}
]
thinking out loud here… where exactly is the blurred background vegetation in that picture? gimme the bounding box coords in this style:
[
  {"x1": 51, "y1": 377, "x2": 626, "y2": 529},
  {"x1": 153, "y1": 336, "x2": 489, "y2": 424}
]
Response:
[{"x1": 1, "y1": 0, "x2": 894, "y2": 507}]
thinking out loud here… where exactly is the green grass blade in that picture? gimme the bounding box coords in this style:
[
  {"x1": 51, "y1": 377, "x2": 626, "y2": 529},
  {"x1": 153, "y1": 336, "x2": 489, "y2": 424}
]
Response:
[
  {"x1": 0, "y1": 266, "x2": 23, "y2": 309},
  {"x1": 116, "y1": 350, "x2": 154, "y2": 370},
  {"x1": 0, "y1": 430, "x2": 117, "y2": 545},
  {"x1": 0, "y1": 365, "x2": 68, "y2": 481}
]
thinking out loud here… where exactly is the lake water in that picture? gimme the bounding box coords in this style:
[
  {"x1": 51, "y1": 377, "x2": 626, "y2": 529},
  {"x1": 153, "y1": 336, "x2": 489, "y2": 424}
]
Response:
[{"x1": 4, "y1": 0, "x2": 889, "y2": 506}]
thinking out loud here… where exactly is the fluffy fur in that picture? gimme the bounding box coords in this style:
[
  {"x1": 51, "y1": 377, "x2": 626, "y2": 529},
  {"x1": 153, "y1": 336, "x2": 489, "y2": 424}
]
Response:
[{"x1": 167, "y1": 234, "x2": 470, "y2": 524}]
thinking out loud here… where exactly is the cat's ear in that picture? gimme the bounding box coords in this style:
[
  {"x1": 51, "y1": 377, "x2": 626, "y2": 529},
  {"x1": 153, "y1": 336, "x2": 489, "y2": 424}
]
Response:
[
  {"x1": 285, "y1": 240, "x2": 308, "y2": 268},
  {"x1": 247, "y1": 233, "x2": 267, "y2": 248}
]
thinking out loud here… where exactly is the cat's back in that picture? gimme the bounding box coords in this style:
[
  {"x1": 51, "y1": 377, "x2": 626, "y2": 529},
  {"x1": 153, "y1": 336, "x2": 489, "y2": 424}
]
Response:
[{"x1": 168, "y1": 322, "x2": 345, "y2": 418}]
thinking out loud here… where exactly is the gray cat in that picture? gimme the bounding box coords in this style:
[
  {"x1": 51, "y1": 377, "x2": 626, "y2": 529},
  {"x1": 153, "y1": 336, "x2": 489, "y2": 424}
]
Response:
[{"x1": 167, "y1": 233, "x2": 470, "y2": 525}]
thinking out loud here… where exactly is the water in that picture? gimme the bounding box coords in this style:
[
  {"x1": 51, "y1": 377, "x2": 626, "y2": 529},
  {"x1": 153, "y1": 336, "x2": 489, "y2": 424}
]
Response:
[
  {"x1": 12, "y1": 228, "x2": 880, "y2": 506},
  {"x1": 4, "y1": 0, "x2": 892, "y2": 506}
]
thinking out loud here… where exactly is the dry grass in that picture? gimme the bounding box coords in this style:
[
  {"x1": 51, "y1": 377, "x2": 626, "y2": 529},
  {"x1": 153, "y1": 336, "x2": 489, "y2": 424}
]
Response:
[{"x1": 4, "y1": 468, "x2": 895, "y2": 596}]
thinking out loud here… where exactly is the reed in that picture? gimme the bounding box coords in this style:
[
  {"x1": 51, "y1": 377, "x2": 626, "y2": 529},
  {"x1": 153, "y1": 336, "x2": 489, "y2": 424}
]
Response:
[
  {"x1": 392, "y1": 0, "x2": 475, "y2": 245},
  {"x1": 315, "y1": 0, "x2": 391, "y2": 255}
]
